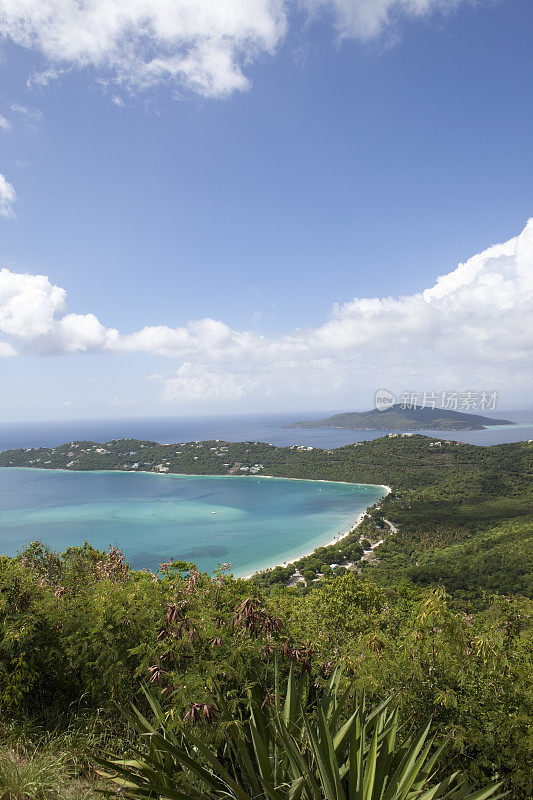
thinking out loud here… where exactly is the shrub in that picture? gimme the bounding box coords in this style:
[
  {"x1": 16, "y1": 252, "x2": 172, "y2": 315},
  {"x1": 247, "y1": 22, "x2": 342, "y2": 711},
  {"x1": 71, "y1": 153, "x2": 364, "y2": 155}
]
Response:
[{"x1": 100, "y1": 666, "x2": 504, "y2": 800}]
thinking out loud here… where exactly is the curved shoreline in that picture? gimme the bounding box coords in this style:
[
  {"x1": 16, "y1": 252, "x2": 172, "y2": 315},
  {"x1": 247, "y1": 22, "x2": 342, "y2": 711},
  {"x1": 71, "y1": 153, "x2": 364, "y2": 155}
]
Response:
[
  {"x1": 242, "y1": 484, "x2": 391, "y2": 578},
  {"x1": 1, "y1": 466, "x2": 390, "y2": 578}
]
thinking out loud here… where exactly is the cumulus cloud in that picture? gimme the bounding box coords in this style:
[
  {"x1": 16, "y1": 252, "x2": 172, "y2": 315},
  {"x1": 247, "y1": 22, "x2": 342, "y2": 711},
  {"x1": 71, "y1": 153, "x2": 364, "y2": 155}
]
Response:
[
  {"x1": 0, "y1": 173, "x2": 16, "y2": 217},
  {"x1": 114, "y1": 317, "x2": 238, "y2": 357},
  {"x1": 0, "y1": 113, "x2": 11, "y2": 131},
  {"x1": 162, "y1": 362, "x2": 269, "y2": 402},
  {"x1": 0, "y1": 219, "x2": 532, "y2": 403},
  {"x1": 0, "y1": 268, "x2": 118, "y2": 353},
  {"x1": 308, "y1": 223, "x2": 533, "y2": 373},
  {"x1": 0, "y1": 0, "x2": 468, "y2": 99}
]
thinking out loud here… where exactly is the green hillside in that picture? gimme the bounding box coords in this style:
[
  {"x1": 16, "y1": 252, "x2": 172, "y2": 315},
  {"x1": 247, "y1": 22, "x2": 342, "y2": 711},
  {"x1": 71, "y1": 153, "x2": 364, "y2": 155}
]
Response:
[
  {"x1": 288, "y1": 403, "x2": 515, "y2": 430},
  {"x1": 0, "y1": 435, "x2": 531, "y2": 798}
]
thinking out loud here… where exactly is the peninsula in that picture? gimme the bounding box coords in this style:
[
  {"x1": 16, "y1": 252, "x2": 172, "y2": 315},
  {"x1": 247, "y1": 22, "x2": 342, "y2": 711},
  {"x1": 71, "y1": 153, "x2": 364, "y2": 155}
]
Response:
[{"x1": 288, "y1": 403, "x2": 515, "y2": 430}]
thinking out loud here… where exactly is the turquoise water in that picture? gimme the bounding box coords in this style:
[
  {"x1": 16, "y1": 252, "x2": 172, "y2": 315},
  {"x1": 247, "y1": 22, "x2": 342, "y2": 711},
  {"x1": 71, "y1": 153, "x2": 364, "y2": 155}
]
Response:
[{"x1": 0, "y1": 468, "x2": 386, "y2": 576}]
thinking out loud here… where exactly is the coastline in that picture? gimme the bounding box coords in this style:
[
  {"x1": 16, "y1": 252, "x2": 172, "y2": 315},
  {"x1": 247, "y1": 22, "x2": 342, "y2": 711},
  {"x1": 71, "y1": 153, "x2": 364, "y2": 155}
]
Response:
[
  {"x1": 2, "y1": 465, "x2": 388, "y2": 494},
  {"x1": 1, "y1": 466, "x2": 390, "y2": 579},
  {"x1": 241, "y1": 483, "x2": 391, "y2": 579}
]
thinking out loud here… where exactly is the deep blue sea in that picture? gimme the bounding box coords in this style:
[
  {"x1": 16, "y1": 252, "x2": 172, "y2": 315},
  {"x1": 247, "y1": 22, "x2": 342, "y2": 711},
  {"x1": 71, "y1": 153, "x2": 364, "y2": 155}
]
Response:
[
  {"x1": 0, "y1": 469, "x2": 385, "y2": 577},
  {"x1": 0, "y1": 409, "x2": 531, "y2": 451}
]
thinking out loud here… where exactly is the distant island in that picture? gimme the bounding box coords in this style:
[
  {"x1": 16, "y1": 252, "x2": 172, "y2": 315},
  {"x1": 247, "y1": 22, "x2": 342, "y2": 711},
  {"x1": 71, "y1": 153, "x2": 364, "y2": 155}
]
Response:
[{"x1": 287, "y1": 403, "x2": 516, "y2": 431}]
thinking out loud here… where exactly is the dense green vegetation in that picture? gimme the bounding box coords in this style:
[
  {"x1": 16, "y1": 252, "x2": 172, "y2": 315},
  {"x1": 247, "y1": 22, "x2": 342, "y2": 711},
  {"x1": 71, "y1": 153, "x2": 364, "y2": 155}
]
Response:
[
  {"x1": 287, "y1": 404, "x2": 515, "y2": 430},
  {"x1": 1, "y1": 435, "x2": 531, "y2": 596},
  {"x1": 0, "y1": 435, "x2": 531, "y2": 797},
  {"x1": 0, "y1": 432, "x2": 526, "y2": 490},
  {"x1": 102, "y1": 667, "x2": 505, "y2": 800},
  {"x1": 0, "y1": 545, "x2": 531, "y2": 798}
]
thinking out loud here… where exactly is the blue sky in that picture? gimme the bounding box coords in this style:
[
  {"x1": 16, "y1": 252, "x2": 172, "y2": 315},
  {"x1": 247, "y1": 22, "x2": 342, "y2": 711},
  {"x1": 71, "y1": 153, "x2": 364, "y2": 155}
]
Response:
[{"x1": 0, "y1": 0, "x2": 532, "y2": 420}]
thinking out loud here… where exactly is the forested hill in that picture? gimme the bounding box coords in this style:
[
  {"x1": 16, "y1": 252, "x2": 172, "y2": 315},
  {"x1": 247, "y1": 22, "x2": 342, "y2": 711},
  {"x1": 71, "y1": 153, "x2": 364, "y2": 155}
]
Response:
[
  {"x1": 0, "y1": 433, "x2": 528, "y2": 490},
  {"x1": 288, "y1": 403, "x2": 515, "y2": 430}
]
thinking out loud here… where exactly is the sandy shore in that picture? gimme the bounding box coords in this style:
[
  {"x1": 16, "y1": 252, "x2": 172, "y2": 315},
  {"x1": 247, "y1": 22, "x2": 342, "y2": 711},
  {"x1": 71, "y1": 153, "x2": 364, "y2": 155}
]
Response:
[
  {"x1": 9, "y1": 466, "x2": 390, "y2": 580},
  {"x1": 242, "y1": 483, "x2": 391, "y2": 579}
]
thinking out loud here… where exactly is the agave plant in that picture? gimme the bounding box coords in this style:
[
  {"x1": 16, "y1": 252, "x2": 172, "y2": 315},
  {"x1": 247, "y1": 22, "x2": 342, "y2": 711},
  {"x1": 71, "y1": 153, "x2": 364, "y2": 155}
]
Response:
[{"x1": 99, "y1": 664, "x2": 505, "y2": 800}]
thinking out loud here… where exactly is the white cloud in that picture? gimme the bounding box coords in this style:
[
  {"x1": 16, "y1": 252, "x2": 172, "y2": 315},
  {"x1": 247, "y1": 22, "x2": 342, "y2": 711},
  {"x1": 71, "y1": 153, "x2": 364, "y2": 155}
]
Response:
[
  {"x1": 0, "y1": 340, "x2": 16, "y2": 356},
  {"x1": 0, "y1": 0, "x2": 469, "y2": 99},
  {"x1": 303, "y1": 0, "x2": 463, "y2": 41},
  {"x1": 0, "y1": 173, "x2": 16, "y2": 217},
  {"x1": 0, "y1": 268, "x2": 118, "y2": 353},
  {"x1": 26, "y1": 66, "x2": 64, "y2": 89},
  {"x1": 1, "y1": 219, "x2": 532, "y2": 405},
  {"x1": 10, "y1": 103, "x2": 43, "y2": 126},
  {"x1": 0, "y1": 0, "x2": 287, "y2": 99},
  {"x1": 162, "y1": 363, "x2": 267, "y2": 402},
  {"x1": 0, "y1": 113, "x2": 11, "y2": 131},
  {"x1": 113, "y1": 317, "x2": 240, "y2": 358}
]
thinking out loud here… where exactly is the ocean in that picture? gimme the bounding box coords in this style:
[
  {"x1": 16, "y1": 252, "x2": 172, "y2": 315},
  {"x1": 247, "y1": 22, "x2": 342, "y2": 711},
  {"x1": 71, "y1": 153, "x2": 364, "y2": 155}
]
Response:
[
  {"x1": 1, "y1": 410, "x2": 530, "y2": 575},
  {"x1": 0, "y1": 409, "x2": 531, "y2": 451},
  {"x1": 0, "y1": 468, "x2": 385, "y2": 577}
]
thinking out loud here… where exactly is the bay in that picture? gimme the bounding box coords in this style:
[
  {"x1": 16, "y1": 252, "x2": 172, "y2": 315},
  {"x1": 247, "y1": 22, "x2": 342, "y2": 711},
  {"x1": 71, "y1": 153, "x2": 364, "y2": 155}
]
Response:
[{"x1": 0, "y1": 468, "x2": 386, "y2": 576}]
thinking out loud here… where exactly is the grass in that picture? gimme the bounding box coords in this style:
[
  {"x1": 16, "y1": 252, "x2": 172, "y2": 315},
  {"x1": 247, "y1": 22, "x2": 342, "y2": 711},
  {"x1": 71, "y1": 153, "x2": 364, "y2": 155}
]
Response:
[
  {"x1": 0, "y1": 717, "x2": 112, "y2": 800},
  {"x1": 0, "y1": 743, "x2": 101, "y2": 800},
  {"x1": 0, "y1": 745, "x2": 68, "y2": 800}
]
